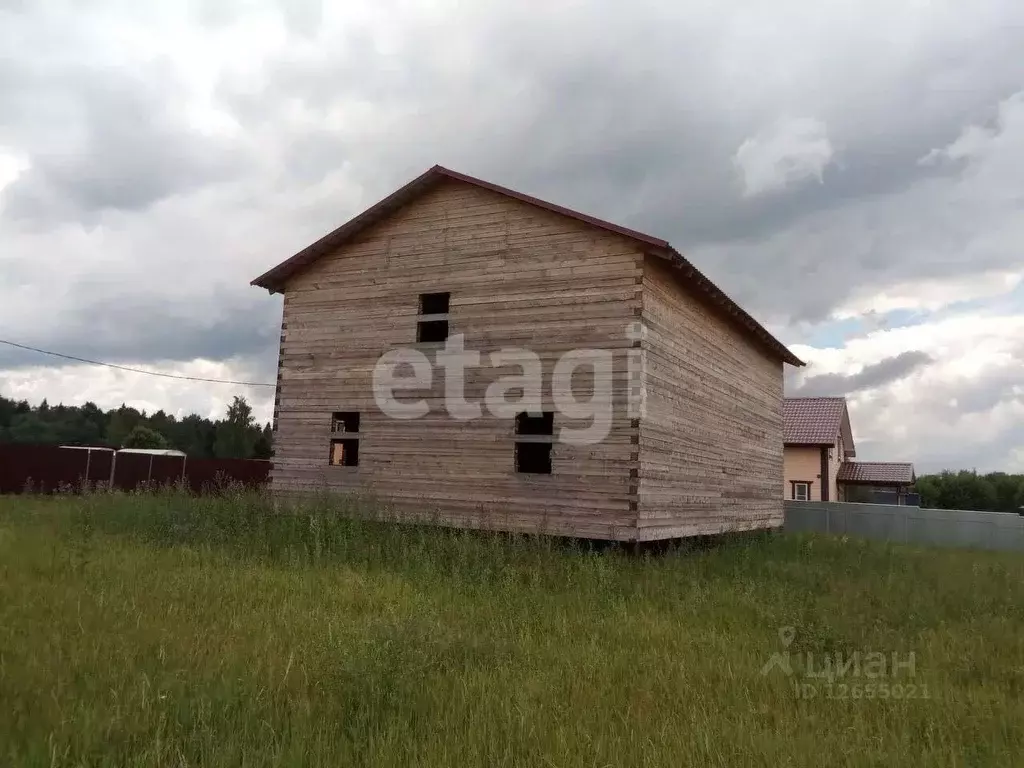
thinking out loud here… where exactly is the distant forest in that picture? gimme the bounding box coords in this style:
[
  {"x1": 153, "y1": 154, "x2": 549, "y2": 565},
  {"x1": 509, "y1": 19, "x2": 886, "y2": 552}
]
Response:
[
  {"x1": 917, "y1": 471, "x2": 1024, "y2": 514},
  {"x1": 0, "y1": 394, "x2": 271, "y2": 460}
]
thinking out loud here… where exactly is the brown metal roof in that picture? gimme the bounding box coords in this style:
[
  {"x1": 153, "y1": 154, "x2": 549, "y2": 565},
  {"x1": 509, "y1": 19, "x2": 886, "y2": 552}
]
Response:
[
  {"x1": 837, "y1": 461, "x2": 916, "y2": 486},
  {"x1": 783, "y1": 397, "x2": 848, "y2": 445},
  {"x1": 250, "y1": 165, "x2": 804, "y2": 367}
]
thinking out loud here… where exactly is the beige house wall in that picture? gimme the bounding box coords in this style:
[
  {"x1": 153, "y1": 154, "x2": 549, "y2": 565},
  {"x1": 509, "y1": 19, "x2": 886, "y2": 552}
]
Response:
[
  {"x1": 784, "y1": 436, "x2": 849, "y2": 501},
  {"x1": 783, "y1": 446, "x2": 824, "y2": 501}
]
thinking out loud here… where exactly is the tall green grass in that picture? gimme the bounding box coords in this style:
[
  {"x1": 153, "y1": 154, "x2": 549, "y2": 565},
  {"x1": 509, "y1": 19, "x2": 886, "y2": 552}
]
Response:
[{"x1": 1, "y1": 489, "x2": 1022, "y2": 767}]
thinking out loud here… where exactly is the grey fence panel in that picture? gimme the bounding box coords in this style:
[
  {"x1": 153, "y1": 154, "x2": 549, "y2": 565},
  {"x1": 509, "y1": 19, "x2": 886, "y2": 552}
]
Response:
[{"x1": 784, "y1": 501, "x2": 1024, "y2": 553}]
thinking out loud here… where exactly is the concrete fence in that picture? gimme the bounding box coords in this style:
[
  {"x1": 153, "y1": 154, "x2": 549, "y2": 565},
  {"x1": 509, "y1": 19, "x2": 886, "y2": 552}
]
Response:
[{"x1": 784, "y1": 500, "x2": 1024, "y2": 553}]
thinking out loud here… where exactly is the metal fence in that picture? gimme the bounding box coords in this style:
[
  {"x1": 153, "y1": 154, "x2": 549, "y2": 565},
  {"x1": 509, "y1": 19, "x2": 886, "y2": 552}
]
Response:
[
  {"x1": 784, "y1": 500, "x2": 1024, "y2": 553},
  {"x1": 0, "y1": 443, "x2": 270, "y2": 494}
]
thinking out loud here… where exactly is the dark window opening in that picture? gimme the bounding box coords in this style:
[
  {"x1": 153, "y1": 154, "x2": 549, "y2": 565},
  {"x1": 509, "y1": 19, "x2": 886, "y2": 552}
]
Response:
[
  {"x1": 417, "y1": 319, "x2": 449, "y2": 343},
  {"x1": 419, "y1": 292, "x2": 450, "y2": 315},
  {"x1": 515, "y1": 411, "x2": 554, "y2": 436},
  {"x1": 330, "y1": 438, "x2": 359, "y2": 467},
  {"x1": 331, "y1": 411, "x2": 360, "y2": 433},
  {"x1": 516, "y1": 442, "x2": 552, "y2": 474}
]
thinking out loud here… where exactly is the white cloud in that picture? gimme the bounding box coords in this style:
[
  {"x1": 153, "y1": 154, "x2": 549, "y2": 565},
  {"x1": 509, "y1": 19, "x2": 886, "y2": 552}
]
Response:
[
  {"x1": 832, "y1": 271, "x2": 1024, "y2": 318},
  {"x1": 733, "y1": 117, "x2": 834, "y2": 196},
  {"x1": 791, "y1": 310, "x2": 1024, "y2": 472},
  {"x1": 919, "y1": 92, "x2": 1024, "y2": 165},
  {"x1": 0, "y1": 149, "x2": 29, "y2": 193},
  {"x1": 0, "y1": 361, "x2": 274, "y2": 423}
]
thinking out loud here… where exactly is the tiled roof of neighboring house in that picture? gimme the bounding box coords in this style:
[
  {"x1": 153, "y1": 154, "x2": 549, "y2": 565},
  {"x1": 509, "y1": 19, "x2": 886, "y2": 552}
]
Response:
[
  {"x1": 837, "y1": 461, "x2": 916, "y2": 485},
  {"x1": 251, "y1": 165, "x2": 803, "y2": 366},
  {"x1": 783, "y1": 397, "x2": 848, "y2": 445}
]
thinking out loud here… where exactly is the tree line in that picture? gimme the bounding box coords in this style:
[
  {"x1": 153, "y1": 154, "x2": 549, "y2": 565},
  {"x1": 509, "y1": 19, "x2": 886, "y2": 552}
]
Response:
[
  {"x1": 917, "y1": 471, "x2": 1024, "y2": 513},
  {"x1": 3, "y1": 391, "x2": 1021, "y2": 506},
  {"x1": 0, "y1": 394, "x2": 272, "y2": 460}
]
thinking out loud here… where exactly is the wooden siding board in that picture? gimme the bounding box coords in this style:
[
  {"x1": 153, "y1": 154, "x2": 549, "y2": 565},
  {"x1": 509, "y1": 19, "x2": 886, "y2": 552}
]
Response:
[{"x1": 638, "y1": 255, "x2": 784, "y2": 532}]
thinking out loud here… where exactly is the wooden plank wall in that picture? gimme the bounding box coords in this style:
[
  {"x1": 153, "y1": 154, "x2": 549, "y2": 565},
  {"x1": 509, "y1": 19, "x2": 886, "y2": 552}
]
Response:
[
  {"x1": 637, "y1": 255, "x2": 785, "y2": 538},
  {"x1": 272, "y1": 179, "x2": 643, "y2": 539}
]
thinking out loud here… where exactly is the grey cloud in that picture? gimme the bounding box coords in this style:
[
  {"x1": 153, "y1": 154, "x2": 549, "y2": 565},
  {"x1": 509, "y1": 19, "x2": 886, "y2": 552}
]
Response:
[
  {"x1": 788, "y1": 351, "x2": 934, "y2": 397},
  {"x1": 188, "y1": 0, "x2": 322, "y2": 36},
  {"x1": 845, "y1": 344, "x2": 1024, "y2": 472},
  {"x1": 916, "y1": 414, "x2": 1024, "y2": 473},
  {"x1": 0, "y1": 293, "x2": 281, "y2": 375},
  {"x1": 209, "y1": 0, "x2": 1024, "y2": 328},
  {"x1": 276, "y1": 0, "x2": 322, "y2": 37},
  {"x1": 0, "y1": 55, "x2": 249, "y2": 223}
]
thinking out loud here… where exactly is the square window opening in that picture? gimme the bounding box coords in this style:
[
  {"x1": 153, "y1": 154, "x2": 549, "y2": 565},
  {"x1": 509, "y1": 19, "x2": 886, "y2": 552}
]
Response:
[
  {"x1": 516, "y1": 442, "x2": 552, "y2": 474},
  {"x1": 331, "y1": 411, "x2": 360, "y2": 433},
  {"x1": 417, "y1": 319, "x2": 449, "y2": 343},
  {"x1": 793, "y1": 482, "x2": 810, "y2": 501},
  {"x1": 330, "y1": 438, "x2": 359, "y2": 467},
  {"x1": 515, "y1": 411, "x2": 554, "y2": 436},
  {"x1": 419, "y1": 292, "x2": 450, "y2": 315}
]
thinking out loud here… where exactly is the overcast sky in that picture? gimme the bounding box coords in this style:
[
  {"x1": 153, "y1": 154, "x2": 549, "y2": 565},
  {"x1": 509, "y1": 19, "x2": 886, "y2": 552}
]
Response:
[{"x1": 2, "y1": 0, "x2": 1023, "y2": 472}]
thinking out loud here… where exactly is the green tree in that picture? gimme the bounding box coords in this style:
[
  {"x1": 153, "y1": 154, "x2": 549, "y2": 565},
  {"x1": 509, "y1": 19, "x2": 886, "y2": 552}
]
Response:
[
  {"x1": 122, "y1": 425, "x2": 170, "y2": 450},
  {"x1": 213, "y1": 396, "x2": 257, "y2": 459},
  {"x1": 107, "y1": 405, "x2": 143, "y2": 447},
  {"x1": 252, "y1": 422, "x2": 273, "y2": 460},
  {"x1": 988, "y1": 472, "x2": 1023, "y2": 513},
  {"x1": 6, "y1": 412, "x2": 61, "y2": 444},
  {"x1": 917, "y1": 470, "x2": 1021, "y2": 512},
  {"x1": 174, "y1": 414, "x2": 216, "y2": 458}
]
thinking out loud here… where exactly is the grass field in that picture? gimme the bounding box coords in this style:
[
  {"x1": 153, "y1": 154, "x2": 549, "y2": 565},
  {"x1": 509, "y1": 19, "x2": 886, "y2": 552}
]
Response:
[{"x1": 1, "y1": 491, "x2": 1023, "y2": 767}]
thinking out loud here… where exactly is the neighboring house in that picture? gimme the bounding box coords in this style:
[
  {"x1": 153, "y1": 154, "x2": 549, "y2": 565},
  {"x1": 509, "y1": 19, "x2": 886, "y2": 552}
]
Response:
[
  {"x1": 252, "y1": 165, "x2": 803, "y2": 541},
  {"x1": 836, "y1": 461, "x2": 917, "y2": 505},
  {"x1": 783, "y1": 396, "x2": 916, "y2": 504}
]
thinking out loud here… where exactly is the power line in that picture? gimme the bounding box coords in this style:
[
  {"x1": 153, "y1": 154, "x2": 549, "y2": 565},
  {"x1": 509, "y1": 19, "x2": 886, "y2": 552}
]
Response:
[{"x1": 0, "y1": 338, "x2": 276, "y2": 388}]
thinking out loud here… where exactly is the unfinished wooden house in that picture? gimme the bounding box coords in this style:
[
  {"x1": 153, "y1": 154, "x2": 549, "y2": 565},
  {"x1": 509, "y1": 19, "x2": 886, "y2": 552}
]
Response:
[{"x1": 251, "y1": 165, "x2": 804, "y2": 540}]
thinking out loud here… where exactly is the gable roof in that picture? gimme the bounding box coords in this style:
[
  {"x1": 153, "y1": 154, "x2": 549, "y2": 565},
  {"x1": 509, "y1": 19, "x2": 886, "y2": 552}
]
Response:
[
  {"x1": 783, "y1": 397, "x2": 856, "y2": 455},
  {"x1": 837, "y1": 461, "x2": 916, "y2": 486},
  {"x1": 251, "y1": 165, "x2": 803, "y2": 366}
]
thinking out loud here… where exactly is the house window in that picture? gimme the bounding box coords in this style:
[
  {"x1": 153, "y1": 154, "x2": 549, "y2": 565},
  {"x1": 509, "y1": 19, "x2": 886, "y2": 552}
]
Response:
[
  {"x1": 515, "y1": 411, "x2": 554, "y2": 435},
  {"x1": 328, "y1": 411, "x2": 360, "y2": 466},
  {"x1": 792, "y1": 481, "x2": 811, "y2": 501},
  {"x1": 329, "y1": 439, "x2": 359, "y2": 467},
  {"x1": 419, "y1": 292, "x2": 450, "y2": 315},
  {"x1": 331, "y1": 411, "x2": 360, "y2": 433},
  {"x1": 417, "y1": 292, "x2": 450, "y2": 342},
  {"x1": 515, "y1": 411, "x2": 553, "y2": 474}
]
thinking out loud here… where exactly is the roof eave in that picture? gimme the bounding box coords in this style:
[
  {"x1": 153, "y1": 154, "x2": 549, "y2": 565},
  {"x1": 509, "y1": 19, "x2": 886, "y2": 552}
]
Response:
[
  {"x1": 656, "y1": 247, "x2": 804, "y2": 367},
  {"x1": 250, "y1": 165, "x2": 449, "y2": 293}
]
